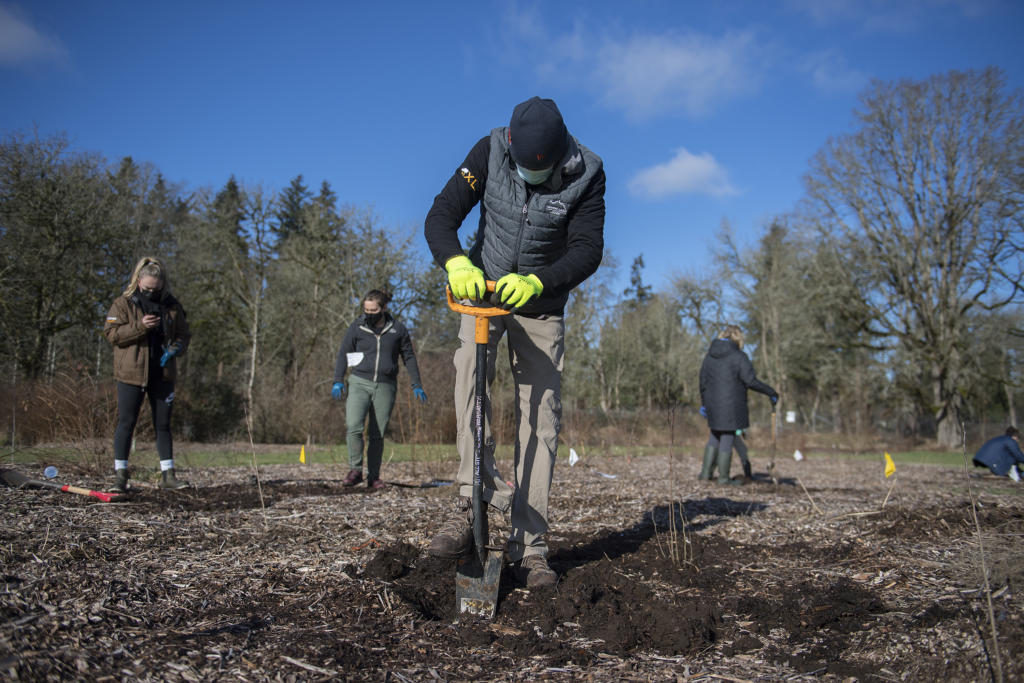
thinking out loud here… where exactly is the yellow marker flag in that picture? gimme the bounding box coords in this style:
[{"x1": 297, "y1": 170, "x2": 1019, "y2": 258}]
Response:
[
  {"x1": 300, "y1": 445, "x2": 306, "y2": 464},
  {"x1": 884, "y1": 452, "x2": 896, "y2": 478}
]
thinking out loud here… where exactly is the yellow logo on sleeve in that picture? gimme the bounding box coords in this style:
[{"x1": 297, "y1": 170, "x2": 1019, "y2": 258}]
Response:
[{"x1": 459, "y1": 167, "x2": 477, "y2": 191}]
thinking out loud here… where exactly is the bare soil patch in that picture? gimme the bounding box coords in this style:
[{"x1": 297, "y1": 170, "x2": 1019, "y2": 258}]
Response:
[{"x1": 2, "y1": 453, "x2": 1022, "y2": 680}]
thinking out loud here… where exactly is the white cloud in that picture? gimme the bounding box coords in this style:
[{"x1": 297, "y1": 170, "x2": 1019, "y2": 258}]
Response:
[
  {"x1": 801, "y1": 50, "x2": 868, "y2": 94},
  {"x1": 498, "y1": 5, "x2": 765, "y2": 120},
  {"x1": 594, "y1": 31, "x2": 761, "y2": 119},
  {"x1": 628, "y1": 147, "x2": 738, "y2": 199},
  {"x1": 785, "y1": 0, "x2": 999, "y2": 32},
  {"x1": 0, "y1": 4, "x2": 67, "y2": 66}
]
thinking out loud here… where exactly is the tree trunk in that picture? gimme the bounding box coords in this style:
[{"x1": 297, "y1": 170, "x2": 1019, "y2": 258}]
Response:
[{"x1": 1005, "y1": 349, "x2": 1018, "y2": 427}]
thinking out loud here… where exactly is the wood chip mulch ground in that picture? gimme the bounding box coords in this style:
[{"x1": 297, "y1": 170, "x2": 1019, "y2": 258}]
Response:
[{"x1": 2, "y1": 450, "x2": 1022, "y2": 681}]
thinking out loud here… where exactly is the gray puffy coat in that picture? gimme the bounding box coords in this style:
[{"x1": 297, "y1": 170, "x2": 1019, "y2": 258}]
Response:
[{"x1": 699, "y1": 338, "x2": 777, "y2": 431}]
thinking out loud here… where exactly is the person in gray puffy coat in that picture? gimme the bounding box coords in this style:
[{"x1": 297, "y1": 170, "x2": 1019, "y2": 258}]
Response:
[{"x1": 698, "y1": 325, "x2": 778, "y2": 485}]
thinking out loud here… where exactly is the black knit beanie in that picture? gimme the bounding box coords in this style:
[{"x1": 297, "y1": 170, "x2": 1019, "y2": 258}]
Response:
[{"x1": 509, "y1": 97, "x2": 569, "y2": 171}]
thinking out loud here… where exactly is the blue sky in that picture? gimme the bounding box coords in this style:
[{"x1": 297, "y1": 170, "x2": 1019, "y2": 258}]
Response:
[{"x1": 2, "y1": 0, "x2": 1022, "y2": 293}]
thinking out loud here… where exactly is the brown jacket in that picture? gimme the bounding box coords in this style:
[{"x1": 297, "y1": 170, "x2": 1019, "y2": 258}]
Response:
[{"x1": 104, "y1": 292, "x2": 190, "y2": 386}]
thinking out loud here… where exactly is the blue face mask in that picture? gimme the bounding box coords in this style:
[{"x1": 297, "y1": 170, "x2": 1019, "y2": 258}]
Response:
[{"x1": 516, "y1": 164, "x2": 554, "y2": 185}]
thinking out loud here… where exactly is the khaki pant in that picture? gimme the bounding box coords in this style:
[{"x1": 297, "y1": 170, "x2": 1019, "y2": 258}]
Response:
[{"x1": 453, "y1": 311, "x2": 563, "y2": 561}]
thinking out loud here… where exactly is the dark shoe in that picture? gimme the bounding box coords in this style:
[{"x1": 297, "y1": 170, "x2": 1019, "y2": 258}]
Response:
[
  {"x1": 716, "y1": 450, "x2": 744, "y2": 486},
  {"x1": 427, "y1": 497, "x2": 473, "y2": 558},
  {"x1": 742, "y1": 460, "x2": 753, "y2": 480},
  {"x1": 698, "y1": 444, "x2": 717, "y2": 480},
  {"x1": 367, "y1": 478, "x2": 386, "y2": 490},
  {"x1": 159, "y1": 469, "x2": 189, "y2": 490},
  {"x1": 109, "y1": 469, "x2": 129, "y2": 494},
  {"x1": 513, "y1": 554, "x2": 557, "y2": 588},
  {"x1": 342, "y1": 469, "x2": 363, "y2": 487}
]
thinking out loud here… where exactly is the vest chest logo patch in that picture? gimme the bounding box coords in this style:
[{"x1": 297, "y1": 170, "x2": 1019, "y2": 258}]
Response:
[
  {"x1": 460, "y1": 167, "x2": 477, "y2": 191},
  {"x1": 545, "y1": 199, "x2": 567, "y2": 217}
]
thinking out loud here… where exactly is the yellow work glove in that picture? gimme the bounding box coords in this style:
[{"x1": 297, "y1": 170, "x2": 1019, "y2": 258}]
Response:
[
  {"x1": 495, "y1": 273, "x2": 543, "y2": 309},
  {"x1": 445, "y1": 255, "x2": 486, "y2": 300}
]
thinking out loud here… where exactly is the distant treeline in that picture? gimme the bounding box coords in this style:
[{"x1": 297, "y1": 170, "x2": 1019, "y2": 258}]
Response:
[{"x1": 1, "y1": 67, "x2": 1021, "y2": 449}]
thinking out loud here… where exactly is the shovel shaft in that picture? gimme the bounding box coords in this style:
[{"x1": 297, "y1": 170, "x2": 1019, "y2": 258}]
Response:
[
  {"x1": 445, "y1": 281, "x2": 511, "y2": 616},
  {"x1": 472, "y1": 341, "x2": 487, "y2": 565}
]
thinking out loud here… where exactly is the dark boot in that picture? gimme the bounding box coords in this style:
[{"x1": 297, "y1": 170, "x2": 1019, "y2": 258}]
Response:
[
  {"x1": 513, "y1": 554, "x2": 557, "y2": 588},
  {"x1": 109, "y1": 469, "x2": 129, "y2": 494},
  {"x1": 159, "y1": 468, "x2": 189, "y2": 490},
  {"x1": 742, "y1": 460, "x2": 753, "y2": 480},
  {"x1": 698, "y1": 444, "x2": 717, "y2": 480},
  {"x1": 341, "y1": 469, "x2": 363, "y2": 487},
  {"x1": 716, "y1": 449, "x2": 743, "y2": 486},
  {"x1": 427, "y1": 497, "x2": 473, "y2": 558}
]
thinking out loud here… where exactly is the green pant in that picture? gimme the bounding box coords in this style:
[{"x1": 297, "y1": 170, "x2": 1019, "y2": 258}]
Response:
[{"x1": 345, "y1": 375, "x2": 397, "y2": 480}]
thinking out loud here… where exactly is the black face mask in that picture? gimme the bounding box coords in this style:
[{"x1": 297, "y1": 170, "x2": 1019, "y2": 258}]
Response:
[
  {"x1": 364, "y1": 312, "x2": 383, "y2": 327},
  {"x1": 141, "y1": 288, "x2": 161, "y2": 301}
]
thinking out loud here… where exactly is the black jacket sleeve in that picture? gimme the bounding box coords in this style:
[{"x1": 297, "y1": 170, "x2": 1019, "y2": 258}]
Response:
[
  {"x1": 333, "y1": 324, "x2": 358, "y2": 383},
  {"x1": 424, "y1": 136, "x2": 490, "y2": 267},
  {"x1": 532, "y1": 167, "x2": 606, "y2": 296},
  {"x1": 399, "y1": 326, "x2": 423, "y2": 387},
  {"x1": 738, "y1": 355, "x2": 777, "y2": 400}
]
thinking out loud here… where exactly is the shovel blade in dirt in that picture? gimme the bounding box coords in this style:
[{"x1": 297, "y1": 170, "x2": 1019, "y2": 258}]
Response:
[{"x1": 455, "y1": 548, "x2": 503, "y2": 619}]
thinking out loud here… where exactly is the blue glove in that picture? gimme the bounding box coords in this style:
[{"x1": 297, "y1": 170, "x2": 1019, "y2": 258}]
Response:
[
  {"x1": 699, "y1": 406, "x2": 707, "y2": 418},
  {"x1": 159, "y1": 345, "x2": 179, "y2": 367},
  {"x1": 331, "y1": 382, "x2": 345, "y2": 400},
  {"x1": 413, "y1": 385, "x2": 428, "y2": 404},
  {"x1": 770, "y1": 394, "x2": 779, "y2": 406}
]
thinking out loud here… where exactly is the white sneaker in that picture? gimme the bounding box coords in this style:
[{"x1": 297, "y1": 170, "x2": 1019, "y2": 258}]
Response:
[{"x1": 1009, "y1": 467, "x2": 1020, "y2": 483}]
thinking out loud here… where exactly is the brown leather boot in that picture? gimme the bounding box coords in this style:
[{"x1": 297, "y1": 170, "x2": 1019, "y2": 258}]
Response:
[
  {"x1": 513, "y1": 554, "x2": 557, "y2": 588},
  {"x1": 426, "y1": 497, "x2": 473, "y2": 558},
  {"x1": 341, "y1": 469, "x2": 363, "y2": 487}
]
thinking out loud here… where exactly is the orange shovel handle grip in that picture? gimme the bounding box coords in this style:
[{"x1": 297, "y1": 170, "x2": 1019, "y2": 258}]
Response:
[{"x1": 445, "y1": 282, "x2": 512, "y2": 344}]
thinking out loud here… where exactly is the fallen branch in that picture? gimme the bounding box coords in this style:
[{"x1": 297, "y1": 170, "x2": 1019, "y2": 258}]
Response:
[{"x1": 796, "y1": 476, "x2": 823, "y2": 515}]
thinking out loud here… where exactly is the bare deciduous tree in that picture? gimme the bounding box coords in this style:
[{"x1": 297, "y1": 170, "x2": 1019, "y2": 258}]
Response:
[{"x1": 805, "y1": 68, "x2": 1024, "y2": 446}]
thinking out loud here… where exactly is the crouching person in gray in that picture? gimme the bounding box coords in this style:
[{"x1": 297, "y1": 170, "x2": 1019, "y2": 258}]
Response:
[{"x1": 423, "y1": 96, "x2": 606, "y2": 588}]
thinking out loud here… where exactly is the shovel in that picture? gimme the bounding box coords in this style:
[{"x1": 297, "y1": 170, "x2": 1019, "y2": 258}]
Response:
[
  {"x1": 0, "y1": 468, "x2": 127, "y2": 503},
  {"x1": 768, "y1": 403, "x2": 779, "y2": 485},
  {"x1": 446, "y1": 281, "x2": 511, "y2": 619}
]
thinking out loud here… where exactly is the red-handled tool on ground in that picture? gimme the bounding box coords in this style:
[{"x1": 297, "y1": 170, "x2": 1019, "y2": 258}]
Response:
[
  {"x1": 0, "y1": 469, "x2": 127, "y2": 503},
  {"x1": 446, "y1": 281, "x2": 511, "y2": 619}
]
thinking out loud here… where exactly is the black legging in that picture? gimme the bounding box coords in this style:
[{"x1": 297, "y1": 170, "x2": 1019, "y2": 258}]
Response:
[
  {"x1": 114, "y1": 378, "x2": 174, "y2": 462},
  {"x1": 707, "y1": 429, "x2": 735, "y2": 454}
]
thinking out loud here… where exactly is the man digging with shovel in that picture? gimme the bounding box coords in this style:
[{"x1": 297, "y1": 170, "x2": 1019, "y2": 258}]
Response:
[{"x1": 423, "y1": 97, "x2": 606, "y2": 590}]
